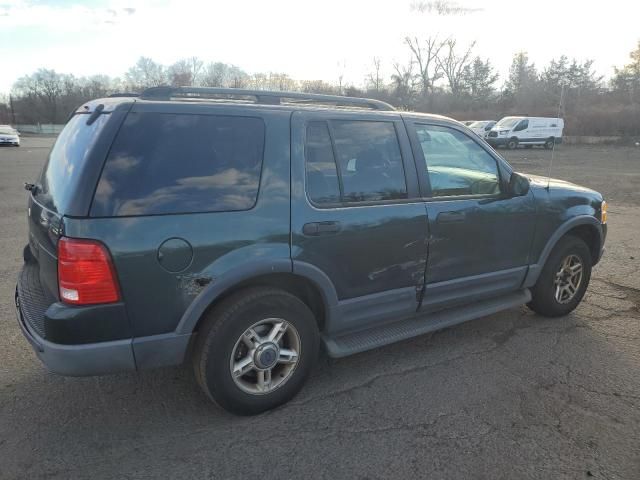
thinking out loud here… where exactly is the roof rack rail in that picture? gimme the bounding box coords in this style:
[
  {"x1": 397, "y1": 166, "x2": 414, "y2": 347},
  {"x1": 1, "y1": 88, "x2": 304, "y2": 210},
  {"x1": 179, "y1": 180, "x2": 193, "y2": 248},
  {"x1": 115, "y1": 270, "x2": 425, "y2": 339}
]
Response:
[
  {"x1": 108, "y1": 92, "x2": 140, "y2": 98},
  {"x1": 139, "y1": 86, "x2": 395, "y2": 111}
]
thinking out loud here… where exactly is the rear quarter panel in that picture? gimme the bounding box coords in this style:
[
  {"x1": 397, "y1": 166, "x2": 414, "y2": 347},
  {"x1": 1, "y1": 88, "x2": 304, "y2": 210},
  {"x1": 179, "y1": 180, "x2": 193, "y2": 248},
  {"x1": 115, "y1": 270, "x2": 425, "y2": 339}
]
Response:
[{"x1": 64, "y1": 107, "x2": 292, "y2": 337}]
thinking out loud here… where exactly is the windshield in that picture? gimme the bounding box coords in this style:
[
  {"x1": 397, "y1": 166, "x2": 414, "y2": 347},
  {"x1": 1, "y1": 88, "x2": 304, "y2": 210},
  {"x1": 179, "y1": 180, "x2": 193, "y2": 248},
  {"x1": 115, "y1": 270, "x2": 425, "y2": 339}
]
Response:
[
  {"x1": 469, "y1": 121, "x2": 487, "y2": 128},
  {"x1": 496, "y1": 118, "x2": 520, "y2": 129},
  {"x1": 35, "y1": 113, "x2": 109, "y2": 214},
  {"x1": 0, "y1": 127, "x2": 15, "y2": 134}
]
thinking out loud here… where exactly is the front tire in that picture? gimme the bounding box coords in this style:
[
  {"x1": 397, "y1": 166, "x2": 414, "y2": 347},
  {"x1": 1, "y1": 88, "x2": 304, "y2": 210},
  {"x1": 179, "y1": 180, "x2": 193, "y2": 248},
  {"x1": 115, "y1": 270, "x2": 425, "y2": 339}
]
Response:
[
  {"x1": 193, "y1": 287, "x2": 319, "y2": 415},
  {"x1": 528, "y1": 235, "x2": 592, "y2": 317},
  {"x1": 507, "y1": 138, "x2": 518, "y2": 150}
]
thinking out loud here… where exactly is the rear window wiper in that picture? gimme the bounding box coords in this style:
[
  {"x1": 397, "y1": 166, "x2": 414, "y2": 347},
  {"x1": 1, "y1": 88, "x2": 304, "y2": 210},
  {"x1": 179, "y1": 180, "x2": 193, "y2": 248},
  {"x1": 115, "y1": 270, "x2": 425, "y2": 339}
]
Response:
[{"x1": 86, "y1": 104, "x2": 105, "y2": 126}]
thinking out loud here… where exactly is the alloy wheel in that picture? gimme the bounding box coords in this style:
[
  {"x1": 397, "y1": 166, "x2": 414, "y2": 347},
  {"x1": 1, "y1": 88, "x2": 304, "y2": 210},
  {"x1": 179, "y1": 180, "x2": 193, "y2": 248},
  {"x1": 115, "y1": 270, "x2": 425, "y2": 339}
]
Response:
[
  {"x1": 554, "y1": 254, "x2": 583, "y2": 304},
  {"x1": 229, "y1": 318, "x2": 301, "y2": 395}
]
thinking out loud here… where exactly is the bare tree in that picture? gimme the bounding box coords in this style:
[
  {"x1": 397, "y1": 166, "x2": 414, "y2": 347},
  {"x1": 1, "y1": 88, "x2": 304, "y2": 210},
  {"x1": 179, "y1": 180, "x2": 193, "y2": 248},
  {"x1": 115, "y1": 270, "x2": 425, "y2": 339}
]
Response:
[
  {"x1": 269, "y1": 73, "x2": 297, "y2": 91},
  {"x1": 336, "y1": 60, "x2": 347, "y2": 95},
  {"x1": 438, "y1": 39, "x2": 476, "y2": 96},
  {"x1": 13, "y1": 69, "x2": 66, "y2": 123},
  {"x1": 410, "y1": 1, "x2": 482, "y2": 15},
  {"x1": 300, "y1": 80, "x2": 337, "y2": 94},
  {"x1": 391, "y1": 59, "x2": 417, "y2": 106},
  {"x1": 168, "y1": 56, "x2": 204, "y2": 87},
  {"x1": 405, "y1": 36, "x2": 447, "y2": 98},
  {"x1": 124, "y1": 57, "x2": 166, "y2": 91},
  {"x1": 367, "y1": 57, "x2": 383, "y2": 92}
]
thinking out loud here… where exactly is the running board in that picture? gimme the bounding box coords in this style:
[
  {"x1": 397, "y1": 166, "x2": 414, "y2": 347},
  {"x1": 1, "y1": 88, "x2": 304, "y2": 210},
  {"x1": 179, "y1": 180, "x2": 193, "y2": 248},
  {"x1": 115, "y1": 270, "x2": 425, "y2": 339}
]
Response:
[{"x1": 323, "y1": 289, "x2": 531, "y2": 358}]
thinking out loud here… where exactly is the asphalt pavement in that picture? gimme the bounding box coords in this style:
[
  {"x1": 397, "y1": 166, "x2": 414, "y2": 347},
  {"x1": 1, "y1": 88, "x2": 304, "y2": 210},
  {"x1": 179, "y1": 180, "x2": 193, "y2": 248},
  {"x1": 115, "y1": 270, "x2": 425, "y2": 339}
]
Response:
[{"x1": 0, "y1": 138, "x2": 638, "y2": 479}]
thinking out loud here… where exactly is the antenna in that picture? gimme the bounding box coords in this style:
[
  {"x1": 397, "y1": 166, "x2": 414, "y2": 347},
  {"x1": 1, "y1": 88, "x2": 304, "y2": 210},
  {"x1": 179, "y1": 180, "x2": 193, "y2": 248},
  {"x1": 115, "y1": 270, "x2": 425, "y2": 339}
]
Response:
[{"x1": 546, "y1": 84, "x2": 565, "y2": 190}]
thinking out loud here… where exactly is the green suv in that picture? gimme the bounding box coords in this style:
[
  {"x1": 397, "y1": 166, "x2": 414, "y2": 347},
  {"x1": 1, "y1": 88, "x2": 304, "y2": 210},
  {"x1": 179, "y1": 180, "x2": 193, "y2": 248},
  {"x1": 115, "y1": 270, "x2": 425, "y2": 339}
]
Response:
[{"x1": 15, "y1": 87, "x2": 607, "y2": 415}]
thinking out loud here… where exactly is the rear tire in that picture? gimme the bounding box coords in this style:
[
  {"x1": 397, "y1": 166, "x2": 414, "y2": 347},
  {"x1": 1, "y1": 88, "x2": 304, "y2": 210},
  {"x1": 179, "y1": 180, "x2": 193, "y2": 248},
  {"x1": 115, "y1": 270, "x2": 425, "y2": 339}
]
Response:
[
  {"x1": 193, "y1": 287, "x2": 319, "y2": 415},
  {"x1": 507, "y1": 138, "x2": 518, "y2": 150},
  {"x1": 528, "y1": 235, "x2": 592, "y2": 317},
  {"x1": 544, "y1": 138, "x2": 555, "y2": 149}
]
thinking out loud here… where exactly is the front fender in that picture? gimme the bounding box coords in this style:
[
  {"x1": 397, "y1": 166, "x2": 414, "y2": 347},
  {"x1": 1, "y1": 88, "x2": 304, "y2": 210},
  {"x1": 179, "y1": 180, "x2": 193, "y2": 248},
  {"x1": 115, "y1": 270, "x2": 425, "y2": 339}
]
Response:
[{"x1": 523, "y1": 215, "x2": 603, "y2": 288}]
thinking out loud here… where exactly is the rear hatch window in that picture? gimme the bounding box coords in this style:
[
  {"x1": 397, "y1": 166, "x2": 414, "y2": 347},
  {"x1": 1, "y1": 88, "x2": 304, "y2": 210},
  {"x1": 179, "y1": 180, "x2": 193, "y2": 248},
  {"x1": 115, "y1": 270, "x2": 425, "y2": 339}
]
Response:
[
  {"x1": 90, "y1": 113, "x2": 265, "y2": 217},
  {"x1": 35, "y1": 113, "x2": 109, "y2": 214}
]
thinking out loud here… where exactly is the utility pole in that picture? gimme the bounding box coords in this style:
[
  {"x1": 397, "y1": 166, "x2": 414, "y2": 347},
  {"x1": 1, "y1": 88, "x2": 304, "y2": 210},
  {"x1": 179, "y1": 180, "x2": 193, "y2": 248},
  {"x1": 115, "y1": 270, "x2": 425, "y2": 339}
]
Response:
[{"x1": 9, "y1": 94, "x2": 16, "y2": 125}]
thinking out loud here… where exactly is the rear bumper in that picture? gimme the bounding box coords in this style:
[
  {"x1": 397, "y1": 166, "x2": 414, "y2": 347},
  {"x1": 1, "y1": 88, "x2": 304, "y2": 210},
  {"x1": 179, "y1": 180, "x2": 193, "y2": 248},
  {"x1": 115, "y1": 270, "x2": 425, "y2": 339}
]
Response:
[
  {"x1": 15, "y1": 262, "x2": 193, "y2": 376},
  {"x1": 15, "y1": 288, "x2": 136, "y2": 376}
]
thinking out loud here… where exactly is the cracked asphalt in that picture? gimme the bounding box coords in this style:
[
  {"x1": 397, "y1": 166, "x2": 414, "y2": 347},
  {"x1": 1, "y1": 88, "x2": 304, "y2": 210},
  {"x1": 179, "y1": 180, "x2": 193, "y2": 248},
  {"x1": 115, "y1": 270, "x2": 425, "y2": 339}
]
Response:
[{"x1": 1, "y1": 139, "x2": 639, "y2": 479}]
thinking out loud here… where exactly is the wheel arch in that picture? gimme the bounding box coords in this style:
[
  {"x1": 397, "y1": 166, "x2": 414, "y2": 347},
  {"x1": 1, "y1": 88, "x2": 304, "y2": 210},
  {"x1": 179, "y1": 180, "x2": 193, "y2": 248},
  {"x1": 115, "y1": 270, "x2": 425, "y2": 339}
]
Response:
[
  {"x1": 175, "y1": 260, "x2": 338, "y2": 336},
  {"x1": 524, "y1": 216, "x2": 603, "y2": 288}
]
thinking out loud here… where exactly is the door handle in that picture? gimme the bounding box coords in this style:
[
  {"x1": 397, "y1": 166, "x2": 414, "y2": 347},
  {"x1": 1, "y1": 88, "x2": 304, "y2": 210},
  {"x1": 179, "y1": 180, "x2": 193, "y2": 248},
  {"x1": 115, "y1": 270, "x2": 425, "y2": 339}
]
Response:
[
  {"x1": 303, "y1": 221, "x2": 342, "y2": 236},
  {"x1": 436, "y1": 211, "x2": 466, "y2": 224}
]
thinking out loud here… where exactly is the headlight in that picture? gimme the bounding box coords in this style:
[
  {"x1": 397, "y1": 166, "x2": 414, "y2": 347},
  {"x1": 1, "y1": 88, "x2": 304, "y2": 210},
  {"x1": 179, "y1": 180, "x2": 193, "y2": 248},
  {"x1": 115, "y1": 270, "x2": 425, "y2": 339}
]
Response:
[
  {"x1": 499, "y1": 130, "x2": 509, "y2": 136},
  {"x1": 600, "y1": 200, "x2": 607, "y2": 224}
]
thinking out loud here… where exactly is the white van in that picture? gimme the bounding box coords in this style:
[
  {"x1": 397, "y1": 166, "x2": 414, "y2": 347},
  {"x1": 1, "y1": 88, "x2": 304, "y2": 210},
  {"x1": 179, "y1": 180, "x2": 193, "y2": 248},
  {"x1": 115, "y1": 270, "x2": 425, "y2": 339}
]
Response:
[{"x1": 486, "y1": 116, "x2": 564, "y2": 149}]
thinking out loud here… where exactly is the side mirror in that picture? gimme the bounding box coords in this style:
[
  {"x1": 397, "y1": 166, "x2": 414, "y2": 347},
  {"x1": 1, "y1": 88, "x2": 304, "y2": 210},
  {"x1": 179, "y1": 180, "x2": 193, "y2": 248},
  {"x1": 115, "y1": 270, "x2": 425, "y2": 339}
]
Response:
[{"x1": 509, "y1": 172, "x2": 530, "y2": 197}]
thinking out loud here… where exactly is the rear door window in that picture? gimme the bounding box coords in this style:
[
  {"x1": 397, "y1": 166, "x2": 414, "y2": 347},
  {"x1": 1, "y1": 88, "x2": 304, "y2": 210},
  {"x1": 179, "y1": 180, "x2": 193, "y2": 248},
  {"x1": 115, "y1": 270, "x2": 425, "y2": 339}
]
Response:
[
  {"x1": 304, "y1": 119, "x2": 407, "y2": 206},
  {"x1": 332, "y1": 121, "x2": 407, "y2": 203},
  {"x1": 91, "y1": 113, "x2": 265, "y2": 216}
]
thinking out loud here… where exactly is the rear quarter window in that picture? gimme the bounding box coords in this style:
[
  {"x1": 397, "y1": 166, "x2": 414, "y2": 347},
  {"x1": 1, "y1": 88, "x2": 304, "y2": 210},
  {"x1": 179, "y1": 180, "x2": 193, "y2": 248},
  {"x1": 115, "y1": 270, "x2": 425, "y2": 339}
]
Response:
[{"x1": 91, "y1": 113, "x2": 265, "y2": 217}]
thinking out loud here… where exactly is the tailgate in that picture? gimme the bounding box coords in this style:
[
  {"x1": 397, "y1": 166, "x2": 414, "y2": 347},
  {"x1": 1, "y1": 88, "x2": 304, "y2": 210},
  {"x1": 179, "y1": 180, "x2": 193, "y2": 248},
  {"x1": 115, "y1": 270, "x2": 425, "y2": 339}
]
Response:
[{"x1": 27, "y1": 197, "x2": 63, "y2": 301}]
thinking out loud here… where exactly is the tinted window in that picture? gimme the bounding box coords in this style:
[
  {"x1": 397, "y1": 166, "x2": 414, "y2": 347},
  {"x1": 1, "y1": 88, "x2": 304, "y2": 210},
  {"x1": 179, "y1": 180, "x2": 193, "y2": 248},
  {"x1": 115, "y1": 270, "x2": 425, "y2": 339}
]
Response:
[
  {"x1": 91, "y1": 113, "x2": 264, "y2": 216},
  {"x1": 305, "y1": 122, "x2": 341, "y2": 205},
  {"x1": 416, "y1": 125, "x2": 500, "y2": 197},
  {"x1": 331, "y1": 121, "x2": 407, "y2": 202},
  {"x1": 37, "y1": 113, "x2": 109, "y2": 214}
]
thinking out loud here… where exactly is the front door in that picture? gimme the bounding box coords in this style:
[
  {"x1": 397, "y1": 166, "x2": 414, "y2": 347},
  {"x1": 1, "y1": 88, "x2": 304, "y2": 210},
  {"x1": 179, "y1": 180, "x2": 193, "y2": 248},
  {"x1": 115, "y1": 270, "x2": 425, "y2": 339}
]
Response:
[
  {"x1": 291, "y1": 111, "x2": 428, "y2": 334},
  {"x1": 406, "y1": 120, "x2": 536, "y2": 311}
]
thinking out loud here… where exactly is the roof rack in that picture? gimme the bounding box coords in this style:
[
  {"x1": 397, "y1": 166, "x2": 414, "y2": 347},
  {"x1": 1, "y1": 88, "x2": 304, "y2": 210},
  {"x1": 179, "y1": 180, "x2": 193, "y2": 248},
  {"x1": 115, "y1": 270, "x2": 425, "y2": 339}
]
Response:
[
  {"x1": 108, "y1": 92, "x2": 140, "y2": 98},
  {"x1": 139, "y1": 86, "x2": 395, "y2": 111}
]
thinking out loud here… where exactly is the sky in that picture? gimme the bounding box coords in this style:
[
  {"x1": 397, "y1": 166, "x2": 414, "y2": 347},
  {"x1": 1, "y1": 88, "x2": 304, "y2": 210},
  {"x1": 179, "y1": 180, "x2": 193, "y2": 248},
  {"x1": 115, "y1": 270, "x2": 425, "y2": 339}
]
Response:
[{"x1": 0, "y1": 0, "x2": 639, "y2": 94}]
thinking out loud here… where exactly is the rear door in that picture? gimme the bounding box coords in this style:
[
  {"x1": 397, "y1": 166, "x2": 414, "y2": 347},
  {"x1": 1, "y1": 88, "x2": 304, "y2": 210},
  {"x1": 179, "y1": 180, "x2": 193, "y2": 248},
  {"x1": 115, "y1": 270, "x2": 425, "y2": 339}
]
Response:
[
  {"x1": 291, "y1": 110, "x2": 429, "y2": 335},
  {"x1": 405, "y1": 119, "x2": 536, "y2": 311},
  {"x1": 529, "y1": 118, "x2": 547, "y2": 140}
]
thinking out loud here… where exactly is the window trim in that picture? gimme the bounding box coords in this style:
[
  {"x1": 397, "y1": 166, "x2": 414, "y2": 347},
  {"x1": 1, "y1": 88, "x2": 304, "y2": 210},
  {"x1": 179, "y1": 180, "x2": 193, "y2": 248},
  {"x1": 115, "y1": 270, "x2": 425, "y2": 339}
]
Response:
[
  {"x1": 303, "y1": 118, "x2": 411, "y2": 209},
  {"x1": 89, "y1": 112, "x2": 266, "y2": 218},
  {"x1": 408, "y1": 121, "x2": 507, "y2": 201}
]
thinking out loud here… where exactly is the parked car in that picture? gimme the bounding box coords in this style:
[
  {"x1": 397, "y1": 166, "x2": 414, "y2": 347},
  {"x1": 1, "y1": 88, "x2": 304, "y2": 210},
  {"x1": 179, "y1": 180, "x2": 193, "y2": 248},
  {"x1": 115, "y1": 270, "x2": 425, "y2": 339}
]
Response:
[
  {"x1": 0, "y1": 125, "x2": 20, "y2": 146},
  {"x1": 469, "y1": 120, "x2": 496, "y2": 138},
  {"x1": 462, "y1": 120, "x2": 476, "y2": 126},
  {"x1": 486, "y1": 116, "x2": 564, "y2": 149},
  {"x1": 15, "y1": 88, "x2": 606, "y2": 415}
]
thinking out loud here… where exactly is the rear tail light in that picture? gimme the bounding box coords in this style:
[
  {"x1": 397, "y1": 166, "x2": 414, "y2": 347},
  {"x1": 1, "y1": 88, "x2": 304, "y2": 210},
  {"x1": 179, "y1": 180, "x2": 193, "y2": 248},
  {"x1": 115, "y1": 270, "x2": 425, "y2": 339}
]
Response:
[{"x1": 57, "y1": 237, "x2": 120, "y2": 305}]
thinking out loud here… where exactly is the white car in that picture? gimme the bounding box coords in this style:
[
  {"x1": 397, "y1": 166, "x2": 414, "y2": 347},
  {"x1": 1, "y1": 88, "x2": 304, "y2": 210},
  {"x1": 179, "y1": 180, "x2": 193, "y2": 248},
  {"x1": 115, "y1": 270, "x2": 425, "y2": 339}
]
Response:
[
  {"x1": 468, "y1": 120, "x2": 496, "y2": 138},
  {"x1": 0, "y1": 125, "x2": 20, "y2": 146}
]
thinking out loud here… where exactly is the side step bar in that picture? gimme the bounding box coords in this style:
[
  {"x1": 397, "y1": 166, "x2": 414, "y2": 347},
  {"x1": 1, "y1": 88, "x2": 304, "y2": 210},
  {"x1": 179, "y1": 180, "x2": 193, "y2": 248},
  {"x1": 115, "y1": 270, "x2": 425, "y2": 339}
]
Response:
[{"x1": 323, "y1": 289, "x2": 531, "y2": 358}]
